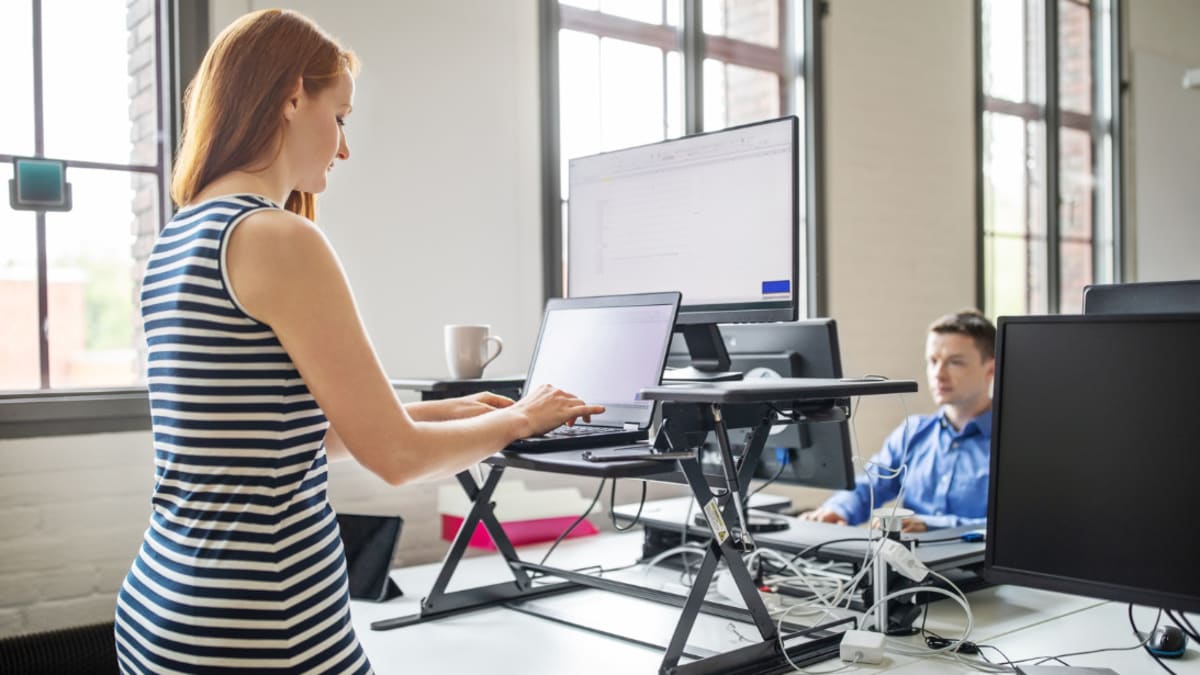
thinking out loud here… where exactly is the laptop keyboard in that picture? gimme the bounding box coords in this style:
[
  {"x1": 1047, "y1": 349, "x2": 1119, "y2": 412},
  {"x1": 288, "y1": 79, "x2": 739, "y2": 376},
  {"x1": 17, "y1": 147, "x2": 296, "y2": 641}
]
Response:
[{"x1": 544, "y1": 425, "x2": 611, "y2": 438}]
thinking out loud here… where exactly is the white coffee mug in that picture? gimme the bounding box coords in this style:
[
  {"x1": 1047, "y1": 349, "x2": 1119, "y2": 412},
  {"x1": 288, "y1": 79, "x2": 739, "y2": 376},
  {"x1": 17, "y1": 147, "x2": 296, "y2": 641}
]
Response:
[{"x1": 444, "y1": 325, "x2": 504, "y2": 379}]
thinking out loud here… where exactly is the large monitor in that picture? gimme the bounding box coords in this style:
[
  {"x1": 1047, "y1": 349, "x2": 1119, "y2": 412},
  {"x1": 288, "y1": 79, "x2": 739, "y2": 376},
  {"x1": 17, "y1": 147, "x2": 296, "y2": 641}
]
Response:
[
  {"x1": 668, "y1": 320, "x2": 855, "y2": 491},
  {"x1": 1082, "y1": 279, "x2": 1200, "y2": 314},
  {"x1": 986, "y1": 314, "x2": 1200, "y2": 612},
  {"x1": 567, "y1": 116, "x2": 799, "y2": 379}
]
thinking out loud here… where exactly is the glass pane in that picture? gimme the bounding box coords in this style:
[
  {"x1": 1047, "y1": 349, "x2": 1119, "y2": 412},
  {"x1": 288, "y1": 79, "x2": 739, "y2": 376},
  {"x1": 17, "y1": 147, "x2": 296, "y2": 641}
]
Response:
[
  {"x1": 1060, "y1": 241, "x2": 1091, "y2": 314},
  {"x1": 703, "y1": 0, "x2": 779, "y2": 48},
  {"x1": 1060, "y1": 126, "x2": 1093, "y2": 312},
  {"x1": 0, "y1": 0, "x2": 35, "y2": 156},
  {"x1": 599, "y1": 0, "x2": 662, "y2": 24},
  {"x1": 0, "y1": 163, "x2": 41, "y2": 391},
  {"x1": 704, "y1": 62, "x2": 779, "y2": 131},
  {"x1": 42, "y1": 0, "x2": 158, "y2": 166},
  {"x1": 985, "y1": 233, "x2": 1034, "y2": 317},
  {"x1": 983, "y1": 112, "x2": 1028, "y2": 237},
  {"x1": 44, "y1": 167, "x2": 154, "y2": 388},
  {"x1": 561, "y1": 0, "x2": 600, "y2": 11},
  {"x1": 666, "y1": 50, "x2": 685, "y2": 139},
  {"x1": 1059, "y1": 126, "x2": 1093, "y2": 240},
  {"x1": 982, "y1": 0, "x2": 1028, "y2": 102},
  {"x1": 1026, "y1": 119, "x2": 1047, "y2": 238},
  {"x1": 559, "y1": 29, "x2": 602, "y2": 198},
  {"x1": 598, "y1": 37, "x2": 667, "y2": 151},
  {"x1": 1059, "y1": 0, "x2": 1091, "y2": 115}
]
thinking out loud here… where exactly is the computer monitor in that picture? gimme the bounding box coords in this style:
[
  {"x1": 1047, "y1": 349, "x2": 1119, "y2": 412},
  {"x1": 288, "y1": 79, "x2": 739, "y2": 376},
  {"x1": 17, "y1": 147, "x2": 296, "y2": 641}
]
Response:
[
  {"x1": 986, "y1": 314, "x2": 1200, "y2": 613},
  {"x1": 667, "y1": 320, "x2": 855, "y2": 491},
  {"x1": 1082, "y1": 279, "x2": 1200, "y2": 314},
  {"x1": 566, "y1": 116, "x2": 799, "y2": 380}
]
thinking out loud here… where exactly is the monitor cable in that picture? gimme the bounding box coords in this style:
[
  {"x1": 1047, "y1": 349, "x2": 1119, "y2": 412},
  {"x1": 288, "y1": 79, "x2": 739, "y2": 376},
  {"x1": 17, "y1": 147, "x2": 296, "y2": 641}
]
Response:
[{"x1": 538, "y1": 478, "x2": 607, "y2": 568}]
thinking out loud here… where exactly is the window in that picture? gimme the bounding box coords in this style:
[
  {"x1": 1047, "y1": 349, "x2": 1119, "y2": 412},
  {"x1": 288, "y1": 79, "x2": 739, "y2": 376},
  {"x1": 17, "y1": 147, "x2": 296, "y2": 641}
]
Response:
[
  {"x1": 979, "y1": 0, "x2": 1120, "y2": 316},
  {"x1": 0, "y1": 0, "x2": 169, "y2": 392},
  {"x1": 543, "y1": 0, "x2": 822, "y2": 314}
]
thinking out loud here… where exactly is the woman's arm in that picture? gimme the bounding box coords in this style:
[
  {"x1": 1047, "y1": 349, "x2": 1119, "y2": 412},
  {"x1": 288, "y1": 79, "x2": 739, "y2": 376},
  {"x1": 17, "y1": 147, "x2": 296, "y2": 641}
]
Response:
[{"x1": 227, "y1": 210, "x2": 600, "y2": 485}]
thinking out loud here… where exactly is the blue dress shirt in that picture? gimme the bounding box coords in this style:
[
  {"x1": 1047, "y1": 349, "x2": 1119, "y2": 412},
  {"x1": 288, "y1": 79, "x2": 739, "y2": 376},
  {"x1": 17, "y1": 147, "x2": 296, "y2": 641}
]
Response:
[{"x1": 821, "y1": 408, "x2": 992, "y2": 529}]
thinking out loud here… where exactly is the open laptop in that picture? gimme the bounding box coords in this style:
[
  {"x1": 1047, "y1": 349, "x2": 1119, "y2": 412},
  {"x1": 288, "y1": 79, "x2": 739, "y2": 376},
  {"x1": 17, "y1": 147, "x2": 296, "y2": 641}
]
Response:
[{"x1": 505, "y1": 291, "x2": 681, "y2": 453}]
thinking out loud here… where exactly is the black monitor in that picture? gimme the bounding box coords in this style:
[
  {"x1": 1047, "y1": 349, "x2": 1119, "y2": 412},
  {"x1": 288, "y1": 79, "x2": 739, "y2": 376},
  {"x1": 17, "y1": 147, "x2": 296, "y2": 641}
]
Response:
[
  {"x1": 986, "y1": 314, "x2": 1200, "y2": 613},
  {"x1": 566, "y1": 116, "x2": 799, "y2": 380},
  {"x1": 1082, "y1": 279, "x2": 1200, "y2": 314},
  {"x1": 668, "y1": 320, "x2": 854, "y2": 491}
]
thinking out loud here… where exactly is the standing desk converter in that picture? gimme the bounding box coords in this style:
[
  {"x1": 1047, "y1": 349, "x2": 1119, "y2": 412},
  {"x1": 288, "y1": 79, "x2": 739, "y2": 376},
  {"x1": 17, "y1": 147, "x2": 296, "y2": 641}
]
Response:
[{"x1": 377, "y1": 377, "x2": 917, "y2": 675}]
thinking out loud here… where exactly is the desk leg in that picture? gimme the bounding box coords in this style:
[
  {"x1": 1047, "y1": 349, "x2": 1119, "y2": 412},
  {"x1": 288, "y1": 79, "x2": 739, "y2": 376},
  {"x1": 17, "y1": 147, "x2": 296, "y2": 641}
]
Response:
[
  {"x1": 657, "y1": 458, "x2": 782, "y2": 673},
  {"x1": 371, "y1": 465, "x2": 576, "y2": 631}
]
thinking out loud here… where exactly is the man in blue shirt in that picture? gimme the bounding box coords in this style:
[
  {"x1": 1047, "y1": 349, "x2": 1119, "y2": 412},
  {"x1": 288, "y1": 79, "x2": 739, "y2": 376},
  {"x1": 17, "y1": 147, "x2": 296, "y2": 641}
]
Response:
[{"x1": 801, "y1": 310, "x2": 996, "y2": 532}]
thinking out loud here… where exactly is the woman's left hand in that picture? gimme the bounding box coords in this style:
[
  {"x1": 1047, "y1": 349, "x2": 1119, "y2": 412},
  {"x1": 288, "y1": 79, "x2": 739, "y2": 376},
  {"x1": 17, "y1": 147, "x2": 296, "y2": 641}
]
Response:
[{"x1": 448, "y1": 391, "x2": 515, "y2": 419}]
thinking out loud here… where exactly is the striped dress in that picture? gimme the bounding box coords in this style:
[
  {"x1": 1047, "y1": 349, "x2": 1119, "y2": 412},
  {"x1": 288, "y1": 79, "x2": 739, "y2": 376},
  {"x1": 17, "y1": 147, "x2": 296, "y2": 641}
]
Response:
[{"x1": 114, "y1": 195, "x2": 372, "y2": 674}]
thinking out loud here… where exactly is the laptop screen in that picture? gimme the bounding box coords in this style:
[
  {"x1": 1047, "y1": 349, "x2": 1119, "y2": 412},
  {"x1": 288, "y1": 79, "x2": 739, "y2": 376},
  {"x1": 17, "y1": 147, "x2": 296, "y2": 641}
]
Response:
[{"x1": 524, "y1": 296, "x2": 679, "y2": 428}]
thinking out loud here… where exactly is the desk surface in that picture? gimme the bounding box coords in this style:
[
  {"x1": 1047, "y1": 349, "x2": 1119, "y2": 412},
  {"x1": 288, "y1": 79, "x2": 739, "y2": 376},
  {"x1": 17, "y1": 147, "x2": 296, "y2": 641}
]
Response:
[
  {"x1": 351, "y1": 533, "x2": 1198, "y2": 674},
  {"x1": 640, "y1": 377, "x2": 917, "y2": 403}
]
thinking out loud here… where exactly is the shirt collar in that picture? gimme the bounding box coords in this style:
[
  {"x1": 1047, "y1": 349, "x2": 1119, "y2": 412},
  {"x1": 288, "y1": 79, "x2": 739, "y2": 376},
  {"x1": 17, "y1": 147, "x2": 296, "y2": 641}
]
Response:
[{"x1": 938, "y1": 407, "x2": 993, "y2": 438}]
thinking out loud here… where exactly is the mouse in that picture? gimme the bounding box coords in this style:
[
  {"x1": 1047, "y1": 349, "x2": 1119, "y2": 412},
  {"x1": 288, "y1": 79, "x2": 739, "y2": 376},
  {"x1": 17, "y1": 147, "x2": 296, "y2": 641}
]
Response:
[{"x1": 1148, "y1": 625, "x2": 1188, "y2": 658}]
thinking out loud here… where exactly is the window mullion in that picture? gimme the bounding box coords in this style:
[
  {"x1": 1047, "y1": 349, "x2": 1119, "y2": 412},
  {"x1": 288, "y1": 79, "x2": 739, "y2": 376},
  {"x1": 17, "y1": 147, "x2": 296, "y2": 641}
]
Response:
[
  {"x1": 1044, "y1": 0, "x2": 1061, "y2": 314},
  {"x1": 682, "y1": 0, "x2": 704, "y2": 134},
  {"x1": 32, "y1": 0, "x2": 50, "y2": 387}
]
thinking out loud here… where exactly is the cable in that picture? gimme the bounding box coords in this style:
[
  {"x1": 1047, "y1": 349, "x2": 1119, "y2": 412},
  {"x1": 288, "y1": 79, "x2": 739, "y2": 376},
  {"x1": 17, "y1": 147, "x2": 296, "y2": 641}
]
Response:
[
  {"x1": 747, "y1": 458, "x2": 788, "y2": 499},
  {"x1": 1167, "y1": 609, "x2": 1200, "y2": 642},
  {"x1": 610, "y1": 479, "x2": 647, "y2": 532},
  {"x1": 788, "y1": 538, "x2": 873, "y2": 564},
  {"x1": 538, "y1": 478, "x2": 606, "y2": 567}
]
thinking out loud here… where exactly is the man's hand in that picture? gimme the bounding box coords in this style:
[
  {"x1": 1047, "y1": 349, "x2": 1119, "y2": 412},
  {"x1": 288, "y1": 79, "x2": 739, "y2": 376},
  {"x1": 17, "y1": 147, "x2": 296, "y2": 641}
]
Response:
[
  {"x1": 870, "y1": 516, "x2": 929, "y2": 533},
  {"x1": 799, "y1": 508, "x2": 847, "y2": 526}
]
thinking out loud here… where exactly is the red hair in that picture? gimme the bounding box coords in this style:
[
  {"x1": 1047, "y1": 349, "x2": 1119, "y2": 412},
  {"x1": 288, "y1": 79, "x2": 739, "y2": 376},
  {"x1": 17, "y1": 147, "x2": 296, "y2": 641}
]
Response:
[{"x1": 171, "y1": 9, "x2": 359, "y2": 220}]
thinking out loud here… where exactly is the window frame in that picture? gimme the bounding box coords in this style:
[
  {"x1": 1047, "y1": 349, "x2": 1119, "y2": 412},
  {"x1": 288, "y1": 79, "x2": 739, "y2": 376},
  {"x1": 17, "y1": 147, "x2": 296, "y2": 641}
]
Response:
[
  {"x1": 0, "y1": 0, "x2": 210, "y2": 439},
  {"x1": 974, "y1": 0, "x2": 1124, "y2": 315},
  {"x1": 538, "y1": 0, "x2": 826, "y2": 315}
]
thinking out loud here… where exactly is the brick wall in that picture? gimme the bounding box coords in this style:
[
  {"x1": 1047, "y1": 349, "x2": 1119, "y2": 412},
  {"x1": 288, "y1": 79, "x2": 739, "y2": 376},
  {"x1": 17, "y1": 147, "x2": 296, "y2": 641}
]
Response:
[{"x1": 127, "y1": 0, "x2": 160, "y2": 374}]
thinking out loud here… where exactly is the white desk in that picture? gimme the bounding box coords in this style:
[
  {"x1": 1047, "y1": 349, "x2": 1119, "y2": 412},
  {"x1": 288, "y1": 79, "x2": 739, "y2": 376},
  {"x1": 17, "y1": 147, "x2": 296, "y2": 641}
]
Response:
[{"x1": 351, "y1": 532, "x2": 1199, "y2": 674}]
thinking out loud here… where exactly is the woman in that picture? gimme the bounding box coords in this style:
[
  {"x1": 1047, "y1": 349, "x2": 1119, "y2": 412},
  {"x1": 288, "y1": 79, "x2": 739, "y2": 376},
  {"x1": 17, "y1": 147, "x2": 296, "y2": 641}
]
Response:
[{"x1": 114, "y1": 9, "x2": 602, "y2": 672}]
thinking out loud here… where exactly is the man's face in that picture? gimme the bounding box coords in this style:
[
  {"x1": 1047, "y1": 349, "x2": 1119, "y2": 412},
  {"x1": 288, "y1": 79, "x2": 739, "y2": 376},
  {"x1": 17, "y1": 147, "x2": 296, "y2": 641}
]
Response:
[{"x1": 925, "y1": 332, "x2": 995, "y2": 409}]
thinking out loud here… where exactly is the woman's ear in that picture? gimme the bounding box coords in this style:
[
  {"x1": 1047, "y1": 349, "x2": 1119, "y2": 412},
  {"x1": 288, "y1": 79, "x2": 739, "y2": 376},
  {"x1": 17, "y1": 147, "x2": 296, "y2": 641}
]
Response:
[{"x1": 282, "y1": 75, "x2": 305, "y2": 122}]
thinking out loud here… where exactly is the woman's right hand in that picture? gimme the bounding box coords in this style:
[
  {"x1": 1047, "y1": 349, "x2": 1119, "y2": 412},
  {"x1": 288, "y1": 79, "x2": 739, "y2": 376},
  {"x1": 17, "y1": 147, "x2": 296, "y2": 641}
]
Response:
[{"x1": 511, "y1": 384, "x2": 606, "y2": 437}]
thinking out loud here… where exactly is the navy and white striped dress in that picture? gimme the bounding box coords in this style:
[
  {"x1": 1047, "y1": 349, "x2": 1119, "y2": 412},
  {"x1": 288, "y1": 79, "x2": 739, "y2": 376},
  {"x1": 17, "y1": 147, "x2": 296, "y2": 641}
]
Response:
[{"x1": 115, "y1": 195, "x2": 372, "y2": 673}]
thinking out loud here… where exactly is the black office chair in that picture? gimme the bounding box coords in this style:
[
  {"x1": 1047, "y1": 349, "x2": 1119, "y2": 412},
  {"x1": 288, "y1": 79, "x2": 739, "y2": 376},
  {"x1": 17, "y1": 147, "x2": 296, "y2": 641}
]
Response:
[{"x1": 0, "y1": 621, "x2": 118, "y2": 674}]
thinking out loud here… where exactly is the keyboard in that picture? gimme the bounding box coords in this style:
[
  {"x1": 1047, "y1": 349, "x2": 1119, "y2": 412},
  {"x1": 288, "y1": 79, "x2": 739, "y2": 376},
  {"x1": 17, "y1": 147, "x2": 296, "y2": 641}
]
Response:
[{"x1": 544, "y1": 425, "x2": 615, "y2": 438}]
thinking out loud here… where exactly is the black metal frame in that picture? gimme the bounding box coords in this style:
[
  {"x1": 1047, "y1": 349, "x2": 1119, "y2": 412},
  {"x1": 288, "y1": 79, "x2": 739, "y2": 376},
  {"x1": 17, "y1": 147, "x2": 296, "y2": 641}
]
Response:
[{"x1": 372, "y1": 392, "x2": 852, "y2": 674}]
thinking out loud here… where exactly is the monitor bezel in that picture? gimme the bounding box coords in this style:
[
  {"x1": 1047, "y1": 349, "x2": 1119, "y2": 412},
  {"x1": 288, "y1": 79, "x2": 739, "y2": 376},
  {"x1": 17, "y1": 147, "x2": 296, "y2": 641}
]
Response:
[
  {"x1": 985, "y1": 313, "x2": 1200, "y2": 613},
  {"x1": 565, "y1": 115, "x2": 800, "y2": 325},
  {"x1": 1082, "y1": 279, "x2": 1200, "y2": 315}
]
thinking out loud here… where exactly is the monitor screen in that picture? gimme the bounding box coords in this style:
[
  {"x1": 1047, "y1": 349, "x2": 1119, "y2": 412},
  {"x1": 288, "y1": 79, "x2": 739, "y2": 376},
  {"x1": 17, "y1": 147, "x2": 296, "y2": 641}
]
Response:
[
  {"x1": 524, "y1": 294, "x2": 679, "y2": 428},
  {"x1": 1082, "y1": 280, "x2": 1200, "y2": 314},
  {"x1": 986, "y1": 315, "x2": 1200, "y2": 612},
  {"x1": 566, "y1": 116, "x2": 798, "y2": 325}
]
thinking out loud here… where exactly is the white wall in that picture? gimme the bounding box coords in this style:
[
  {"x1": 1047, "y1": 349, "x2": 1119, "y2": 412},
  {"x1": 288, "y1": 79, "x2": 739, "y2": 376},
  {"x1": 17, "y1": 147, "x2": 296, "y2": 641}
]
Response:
[{"x1": 1125, "y1": 0, "x2": 1200, "y2": 281}]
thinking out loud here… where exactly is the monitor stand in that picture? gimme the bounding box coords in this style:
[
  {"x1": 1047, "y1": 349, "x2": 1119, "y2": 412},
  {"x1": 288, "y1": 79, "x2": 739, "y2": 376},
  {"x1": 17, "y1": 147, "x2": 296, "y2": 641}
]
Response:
[{"x1": 662, "y1": 324, "x2": 743, "y2": 382}]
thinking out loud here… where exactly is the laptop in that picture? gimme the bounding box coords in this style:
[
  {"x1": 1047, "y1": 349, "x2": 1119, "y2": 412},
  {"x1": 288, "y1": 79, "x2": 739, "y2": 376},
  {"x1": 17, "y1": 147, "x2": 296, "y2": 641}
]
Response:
[{"x1": 505, "y1": 291, "x2": 681, "y2": 453}]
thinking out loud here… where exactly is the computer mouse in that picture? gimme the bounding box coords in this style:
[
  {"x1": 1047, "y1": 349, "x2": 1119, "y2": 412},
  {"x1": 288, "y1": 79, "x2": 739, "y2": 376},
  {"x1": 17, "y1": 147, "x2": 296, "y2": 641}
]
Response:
[{"x1": 1148, "y1": 625, "x2": 1188, "y2": 657}]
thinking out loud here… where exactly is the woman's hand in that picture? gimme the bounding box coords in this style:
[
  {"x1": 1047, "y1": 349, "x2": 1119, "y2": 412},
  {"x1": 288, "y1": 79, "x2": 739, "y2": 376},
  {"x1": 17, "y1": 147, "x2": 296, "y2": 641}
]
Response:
[
  {"x1": 509, "y1": 384, "x2": 606, "y2": 437},
  {"x1": 449, "y1": 391, "x2": 515, "y2": 419},
  {"x1": 407, "y1": 391, "x2": 515, "y2": 422}
]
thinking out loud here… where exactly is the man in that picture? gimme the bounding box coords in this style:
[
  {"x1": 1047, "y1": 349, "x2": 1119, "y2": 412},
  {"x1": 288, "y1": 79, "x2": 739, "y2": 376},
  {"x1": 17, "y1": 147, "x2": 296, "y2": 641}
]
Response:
[{"x1": 801, "y1": 309, "x2": 996, "y2": 532}]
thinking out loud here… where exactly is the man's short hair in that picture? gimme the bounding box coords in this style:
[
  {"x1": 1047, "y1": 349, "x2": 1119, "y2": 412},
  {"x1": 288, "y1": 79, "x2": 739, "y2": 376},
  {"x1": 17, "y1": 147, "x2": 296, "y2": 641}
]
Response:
[{"x1": 928, "y1": 309, "x2": 996, "y2": 361}]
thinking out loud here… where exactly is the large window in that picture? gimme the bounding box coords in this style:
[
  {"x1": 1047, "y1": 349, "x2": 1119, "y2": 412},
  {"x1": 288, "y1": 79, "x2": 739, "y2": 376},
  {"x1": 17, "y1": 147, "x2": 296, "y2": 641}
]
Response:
[
  {"x1": 0, "y1": 0, "x2": 168, "y2": 392},
  {"x1": 544, "y1": 0, "x2": 822, "y2": 314},
  {"x1": 980, "y1": 0, "x2": 1120, "y2": 316}
]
